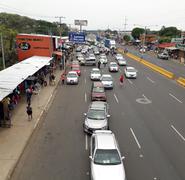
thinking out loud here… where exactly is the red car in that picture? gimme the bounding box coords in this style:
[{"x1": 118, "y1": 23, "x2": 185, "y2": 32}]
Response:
[
  {"x1": 91, "y1": 82, "x2": 106, "y2": 101},
  {"x1": 71, "y1": 64, "x2": 81, "y2": 76}
]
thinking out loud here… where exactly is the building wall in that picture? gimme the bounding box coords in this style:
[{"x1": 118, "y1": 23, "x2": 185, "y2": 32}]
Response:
[{"x1": 16, "y1": 34, "x2": 53, "y2": 61}]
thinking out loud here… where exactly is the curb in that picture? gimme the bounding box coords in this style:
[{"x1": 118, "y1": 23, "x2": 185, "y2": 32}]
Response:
[
  {"x1": 6, "y1": 71, "x2": 62, "y2": 180},
  {"x1": 176, "y1": 77, "x2": 185, "y2": 87}
]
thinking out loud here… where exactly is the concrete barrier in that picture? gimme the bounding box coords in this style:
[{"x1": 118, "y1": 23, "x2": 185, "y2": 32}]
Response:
[{"x1": 176, "y1": 77, "x2": 185, "y2": 87}]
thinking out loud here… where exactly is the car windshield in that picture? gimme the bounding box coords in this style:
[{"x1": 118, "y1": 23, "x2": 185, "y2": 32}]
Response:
[
  {"x1": 72, "y1": 67, "x2": 79, "y2": 71},
  {"x1": 93, "y1": 87, "x2": 104, "y2": 93},
  {"x1": 94, "y1": 149, "x2": 121, "y2": 165},
  {"x1": 127, "y1": 69, "x2": 136, "y2": 72},
  {"x1": 67, "y1": 73, "x2": 77, "y2": 77},
  {"x1": 92, "y1": 71, "x2": 100, "y2": 74},
  {"x1": 87, "y1": 109, "x2": 105, "y2": 120},
  {"x1": 102, "y1": 76, "x2": 112, "y2": 81},
  {"x1": 110, "y1": 64, "x2": 117, "y2": 67}
]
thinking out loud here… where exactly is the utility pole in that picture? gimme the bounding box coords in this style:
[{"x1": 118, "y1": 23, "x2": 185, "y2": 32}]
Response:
[
  {"x1": 0, "y1": 33, "x2": 5, "y2": 69},
  {"x1": 124, "y1": 16, "x2": 128, "y2": 34},
  {"x1": 55, "y1": 16, "x2": 65, "y2": 70}
]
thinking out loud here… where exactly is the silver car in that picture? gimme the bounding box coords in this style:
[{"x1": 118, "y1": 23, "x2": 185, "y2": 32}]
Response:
[
  {"x1": 109, "y1": 62, "x2": 119, "y2": 72},
  {"x1": 90, "y1": 68, "x2": 101, "y2": 80},
  {"x1": 83, "y1": 101, "x2": 110, "y2": 134},
  {"x1": 100, "y1": 74, "x2": 113, "y2": 89},
  {"x1": 117, "y1": 58, "x2": 127, "y2": 66},
  {"x1": 90, "y1": 130, "x2": 126, "y2": 180},
  {"x1": 66, "y1": 71, "x2": 79, "y2": 85},
  {"x1": 124, "y1": 66, "x2": 137, "y2": 78}
]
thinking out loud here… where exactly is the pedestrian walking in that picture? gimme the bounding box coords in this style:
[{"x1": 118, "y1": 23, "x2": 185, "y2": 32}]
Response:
[
  {"x1": 26, "y1": 103, "x2": 33, "y2": 120},
  {"x1": 26, "y1": 87, "x2": 32, "y2": 105},
  {"x1": 61, "y1": 73, "x2": 65, "y2": 85},
  {"x1": 98, "y1": 60, "x2": 101, "y2": 69},
  {"x1": 119, "y1": 74, "x2": 124, "y2": 86}
]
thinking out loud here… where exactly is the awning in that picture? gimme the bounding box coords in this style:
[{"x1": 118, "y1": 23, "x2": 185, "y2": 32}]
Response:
[
  {"x1": 165, "y1": 47, "x2": 178, "y2": 50},
  {"x1": 158, "y1": 43, "x2": 176, "y2": 48},
  {"x1": 53, "y1": 51, "x2": 62, "y2": 56},
  {"x1": 0, "y1": 56, "x2": 53, "y2": 101}
]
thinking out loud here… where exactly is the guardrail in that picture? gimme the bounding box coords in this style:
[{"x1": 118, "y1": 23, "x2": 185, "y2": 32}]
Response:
[
  {"x1": 117, "y1": 48, "x2": 174, "y2": 79},
  {"x1": 176, "y1": 77, "x2": 185, "y2": 87}
]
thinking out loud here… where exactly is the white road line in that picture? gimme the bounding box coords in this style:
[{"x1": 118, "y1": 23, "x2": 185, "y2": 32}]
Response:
[
  {"x1": 85, "y1": 93, "x2": 87, "y2": 102},
  {"x1": 171, "y1": 125, "x2": 185, "y2": 142},
  {"x1": 130, "y1": 128, "x2": 141, "y2": 149},
  {"x1": 114, "y1": 94, "x2": 119, "y2": 103},
  {"x1": 127, "y1": 79, "x2": 133, "y2": 84},
  {"x1": 169, "y1": 93, "x2": 183, "y2": 104},
  {"x1": 85, "y1": 78, "x2": 86, "y2": 84},
  {"x1": 85, "y1": 134, "x2": 88, "y2": 150},
  {"x1": 147, "y1": 77, "x2": 155, "y2": 83},
  {"x1": 142, "y1": 94, "x2": 148, "y2": 100}
]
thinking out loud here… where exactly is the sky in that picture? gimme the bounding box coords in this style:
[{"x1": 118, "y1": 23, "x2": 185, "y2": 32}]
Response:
[{"x1": 0, "y1": 0, "x2": 185, "y2": 31}]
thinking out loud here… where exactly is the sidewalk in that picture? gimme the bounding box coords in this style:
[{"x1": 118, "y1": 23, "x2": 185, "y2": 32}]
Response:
[{"x1": 0, "y1": 69, "x2": 62, "y2": 180}]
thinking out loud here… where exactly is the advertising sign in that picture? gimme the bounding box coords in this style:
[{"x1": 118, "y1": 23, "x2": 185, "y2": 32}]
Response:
[
  {"x1": 69, "y1": 32, "x2": 85, "y2": 43},
  {"x1": 74, "y1": 20, "x2": 88, "y2": 26}
]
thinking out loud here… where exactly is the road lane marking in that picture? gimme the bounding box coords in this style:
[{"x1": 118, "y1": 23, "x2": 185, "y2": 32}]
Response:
[
  {"x1": 171, "y1": 125, "x2": 185, "y2": 142},
  {"x1": 85, "y1": 134, "x2": 88, "y2": 150},
  {"x1": 169, "y1": 93, "x2": 183, "y2": 104},
  {"x1": 127, "y1": 79, "x2": 133, "y2": 84},
  {"x1": 85, "y1": 77, "x2": 86, "y2": 84},
  {"x1": 85, "y1": 93, "x2": 87, "y2": 102},
  {"x1": 147, "y1": 77, "x2": 155, "y2": 83},
  {"x1": 136, "y1": 94, "x2": 152, "y2": 104},
  {"x1": 114, "y1": 94, "x2": 119, "y2": 103},
  {"x1": 130, "y1": 128, "x2": 141, "y2": 149}
]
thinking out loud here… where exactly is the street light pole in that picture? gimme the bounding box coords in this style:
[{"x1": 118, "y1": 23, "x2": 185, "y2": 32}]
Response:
[
  {"x1": 0, "y1": 33, "x2": 5, "y2": 69},
  {"x1": 142, "y1": 26, "x2": 147, "y2": 56}
]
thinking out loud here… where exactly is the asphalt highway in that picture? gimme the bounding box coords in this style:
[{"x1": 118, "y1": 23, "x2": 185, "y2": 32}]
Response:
[
  {"x1": 11, "y1": 52, "x2": 185, "y2": 180},
  {"x1": 121, "y1": 45, "x2": 185, "y2": 78}
]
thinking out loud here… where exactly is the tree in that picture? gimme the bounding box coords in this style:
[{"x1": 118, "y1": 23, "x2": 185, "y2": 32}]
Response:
[
  {"x1": 131, "y1": 27, "x2": 144, "y2": 39},
  {"x1": 159, "y1": 26, "x2": 181, "y2": 37},
  {"x1": 123, "y1": 35, "x2": 131, "y2": 42}
]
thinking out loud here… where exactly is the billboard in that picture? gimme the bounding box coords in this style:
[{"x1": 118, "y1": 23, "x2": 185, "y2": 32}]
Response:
[
  {"x1": 74, "y1": 20, "x2": 88, "y2": 26},
  {"x1": 69, "y1": 32, "x2": 85, "y2": 43}
]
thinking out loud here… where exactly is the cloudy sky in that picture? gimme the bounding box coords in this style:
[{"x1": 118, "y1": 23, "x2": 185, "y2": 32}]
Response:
[{"x1": 0, "y1": 0, "x2": 185, "y2": 31}]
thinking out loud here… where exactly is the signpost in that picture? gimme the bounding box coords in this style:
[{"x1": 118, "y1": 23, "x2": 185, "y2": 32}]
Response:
[
  {"x1": 74, "y1": 20, "x2": 88, "y2": 32},
  {"x1": 69, "y1": 32, "x2": 85, "y2": 43}
]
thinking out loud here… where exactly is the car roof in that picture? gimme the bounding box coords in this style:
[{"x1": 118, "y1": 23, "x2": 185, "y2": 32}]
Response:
[
  {"x1": 110, "y1": 62, "x2": 117, "y2": 65},
  {"x1": 94, "y1": 131, "x2": 117, "y2": 149},
  {"x1": 93, "y1": 81, "x2": 104, "y2": 87},
  {"x1": 68, "y1": 71, "x2": 78, "y2": 74},
  {"x1": 102, "y1": 74, "x2": 112, "y2": 78},
  {"x1": 126, "y1": 66, "x2": 135, "y2": 70},
  {"x1": 92, "y1": 68, "x2": 100, "y2": 71}
]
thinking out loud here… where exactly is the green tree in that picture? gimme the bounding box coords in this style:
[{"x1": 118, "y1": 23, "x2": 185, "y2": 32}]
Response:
[
  {"x1": 159, "y1": 26, "x2": 181, "y2": 37},
  {"x1": 123, "y1": 35, "x2": 131, "y2": 42},
  {"x1": 131, "y1": 27, "x2": 144, "y2": 39}
]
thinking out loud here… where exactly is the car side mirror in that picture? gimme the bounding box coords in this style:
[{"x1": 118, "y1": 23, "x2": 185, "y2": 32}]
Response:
[
  {"x1": 89, "y1": 156, "x2": 93, "y2": 160},
  {"x1": 121, "y1": 156, "x2": 125, "y2": 160},
  {"x1": 84, "y1": 113, "x2": 87, "y2": 116},
  {"x1": 107, "y1": 114, "x2": 110, "y2": 118}
]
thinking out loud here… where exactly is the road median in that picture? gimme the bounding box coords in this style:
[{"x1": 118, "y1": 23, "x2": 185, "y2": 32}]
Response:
[
  {"x1": 176, "y1": 77, "x2": 185, "y2": 87},
  {"x1": 118, "y1": 48, "x2": 174, "y2": 79}
]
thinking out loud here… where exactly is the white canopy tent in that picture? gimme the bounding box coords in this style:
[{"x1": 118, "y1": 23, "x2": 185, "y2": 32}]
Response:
[{"x1": 0, "y1": 56, "x2": 53, "y2": 101}]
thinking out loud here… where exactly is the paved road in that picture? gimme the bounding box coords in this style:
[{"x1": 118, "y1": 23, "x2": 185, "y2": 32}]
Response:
[
  {"x1": 119, "y1": 45, "x2": 185, "y2": 78},
  {"x1": 11, "y1": 52, "x2": 185, "y2": 180}
]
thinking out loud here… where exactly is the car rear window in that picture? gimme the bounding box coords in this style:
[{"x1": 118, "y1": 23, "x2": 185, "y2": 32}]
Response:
[{"x1": 94, "y1": 149, "x2": 121, "y2": 165}]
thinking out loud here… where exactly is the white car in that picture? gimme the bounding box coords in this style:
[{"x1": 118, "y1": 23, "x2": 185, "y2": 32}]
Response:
[
  {"x1": 77, "y1": 54, "x2": 84, "y2": 62},
  {"x1": 109, "y1": 62, "x2": 119, "y2": 72},
  {"x1": 83, "y1": 102, "x2": 110, "y2": 134},
  {"x1": 124, "y1": 66, "x2": 137, "y2": 78},
  {"x1": 90, "y1": 130, "x2": 126, "y2": 180},
  {"x1": 115, "y1": 54, "x2": 123, "y2": 61},
  {"x1": 90, "y1": 68, "x2": 101, "y2": 80},
  {"x1": 66, "y1": 71, "x2": 79, "y2": 84},
  {"x1": 117, "y1": 58, "x2": 127, "y2": 66},
  {"x1": 101, "y1": 74, "x2": 113, "y2": 89}
]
